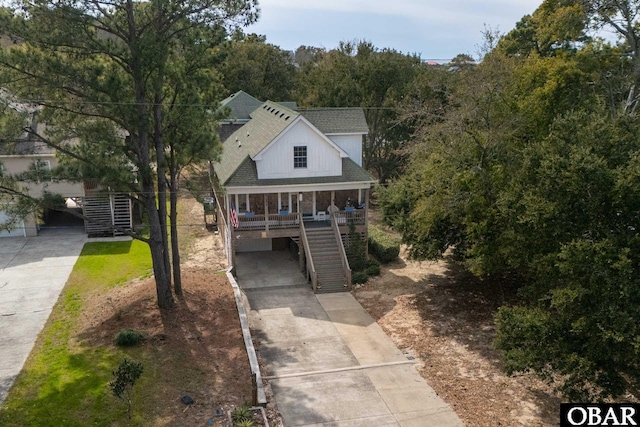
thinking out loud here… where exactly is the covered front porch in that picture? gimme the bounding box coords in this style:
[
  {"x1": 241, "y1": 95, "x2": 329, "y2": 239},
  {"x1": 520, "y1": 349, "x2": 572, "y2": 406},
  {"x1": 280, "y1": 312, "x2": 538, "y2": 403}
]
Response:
[{"x1": 226, "y1": 187, "x2": 369, "y2": 235}]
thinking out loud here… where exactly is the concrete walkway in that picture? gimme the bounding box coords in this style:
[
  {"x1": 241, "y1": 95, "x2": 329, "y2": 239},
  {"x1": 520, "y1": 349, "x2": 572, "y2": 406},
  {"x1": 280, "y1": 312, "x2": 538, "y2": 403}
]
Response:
[
  {"x1": 0, "y1": 235, "x2": 87, "y2": 405},
  {"x1": 240, "y1": 252, "x2": 462, "y2": 426}
]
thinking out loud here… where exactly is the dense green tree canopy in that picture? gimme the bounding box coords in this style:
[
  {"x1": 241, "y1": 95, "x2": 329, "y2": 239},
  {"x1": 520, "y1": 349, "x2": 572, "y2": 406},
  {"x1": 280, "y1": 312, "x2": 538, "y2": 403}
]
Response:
[
  {"x1": 0, "y1": 0, "x2": 257, "y2": 308},
  {"x1": 380, "y1": 0, "x2": 640, "y2": 400},
  {"x1": 219, "y1": 32, "x2": 296, "y2": 101},
  {"x1": 295, "y1": 41, "x2": 447, "y2": 182}
]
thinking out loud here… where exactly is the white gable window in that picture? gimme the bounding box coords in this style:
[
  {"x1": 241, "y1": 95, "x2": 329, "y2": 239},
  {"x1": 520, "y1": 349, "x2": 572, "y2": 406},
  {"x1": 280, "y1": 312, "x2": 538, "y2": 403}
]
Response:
[{"x1": 293, "y1": 146, "x2": 307, "y2": 168}]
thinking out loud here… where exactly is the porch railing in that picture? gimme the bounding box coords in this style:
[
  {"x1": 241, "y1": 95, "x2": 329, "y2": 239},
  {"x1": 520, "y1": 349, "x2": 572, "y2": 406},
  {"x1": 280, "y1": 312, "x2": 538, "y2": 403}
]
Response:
[
  {"x1": 331, "y1": 209, "x2": 366, "y2": 226},
  {"x1": 299, "y1": 218, "x2": 318, "y2": 291},
  {"x1": 237, "y1": 213, "x2": 299, "y2": 230},
  {"x1": 331, "y1": 214, "x2": 352, "y2": 288}
]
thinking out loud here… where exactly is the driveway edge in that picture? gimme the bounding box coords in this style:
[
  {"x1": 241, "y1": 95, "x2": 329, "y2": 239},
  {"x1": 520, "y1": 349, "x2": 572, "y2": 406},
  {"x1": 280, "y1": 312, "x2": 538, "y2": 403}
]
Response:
[{"x1": 226, "y1": 269, "x2": 267, "y2": 405}]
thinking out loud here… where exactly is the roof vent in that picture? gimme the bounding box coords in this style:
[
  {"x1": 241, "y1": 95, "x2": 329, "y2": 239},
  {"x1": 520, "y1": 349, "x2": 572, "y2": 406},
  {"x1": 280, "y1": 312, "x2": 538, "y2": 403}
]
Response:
[
  {"x1": 280, "y1": 113, "x2": 285, "y2": 118},
  {"x1": 285, "y1": 116, "x2": 290, "y2": 120},
  {"x1": 263, "y1": 105, "x2": 267, "y2": 109},
  {"x1": 236, "y1": 136, "x2": 241, "y2": 148}
]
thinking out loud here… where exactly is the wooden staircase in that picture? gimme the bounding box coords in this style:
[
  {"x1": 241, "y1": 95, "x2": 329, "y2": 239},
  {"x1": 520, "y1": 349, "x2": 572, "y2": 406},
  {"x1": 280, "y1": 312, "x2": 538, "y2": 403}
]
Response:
[
  {"x1": 81, "y1": 194, "x2": 132, "y2": 236},
  {"x1": 111, "y1": 194, "x2": 132, "y2": 235},
  {"x1": 305, "y1": 227, "x2": 350, "y2": 293}
]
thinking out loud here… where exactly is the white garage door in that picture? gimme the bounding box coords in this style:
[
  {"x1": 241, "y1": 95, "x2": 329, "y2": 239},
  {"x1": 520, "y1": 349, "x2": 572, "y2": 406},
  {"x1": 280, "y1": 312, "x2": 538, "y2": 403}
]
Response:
[{"x1": 0, "y1": 211, "x2": 26, "y2": 237}]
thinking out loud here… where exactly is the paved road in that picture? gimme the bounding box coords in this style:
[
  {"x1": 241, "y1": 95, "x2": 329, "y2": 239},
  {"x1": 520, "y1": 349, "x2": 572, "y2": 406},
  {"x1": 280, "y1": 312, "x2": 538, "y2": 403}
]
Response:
[
  {"x1": 0, "y1": 235, "x2": 87, "y2": 405},
  {"x1": 239, "y1": 251, "x2": 463, "y2": 427}
]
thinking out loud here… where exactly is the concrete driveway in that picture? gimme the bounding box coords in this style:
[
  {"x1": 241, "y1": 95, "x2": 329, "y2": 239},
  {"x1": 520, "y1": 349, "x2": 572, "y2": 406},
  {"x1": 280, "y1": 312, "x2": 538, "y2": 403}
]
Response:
[
  {"x1": 0, "y1": 235, "x2": 87, "y2": 405},
  {"x1": 239, "y1": 251, "x2": 463, "y2": 427}
]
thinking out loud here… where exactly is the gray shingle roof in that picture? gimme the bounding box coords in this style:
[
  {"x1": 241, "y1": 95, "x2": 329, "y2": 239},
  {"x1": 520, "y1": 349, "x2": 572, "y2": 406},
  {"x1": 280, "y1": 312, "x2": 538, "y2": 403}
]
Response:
[
  {"x1": 299, "y1": 108, "x2": 369, "y2": 134},
  {"x1": 214, "y1": 101, "x2": 299, "y2": 184},
  {"x1": 224, "y1": 156, "x2": 375, "y2": 187},
  {"x1": 218, "y1": 91, "x2": 262, "y2": 121}
]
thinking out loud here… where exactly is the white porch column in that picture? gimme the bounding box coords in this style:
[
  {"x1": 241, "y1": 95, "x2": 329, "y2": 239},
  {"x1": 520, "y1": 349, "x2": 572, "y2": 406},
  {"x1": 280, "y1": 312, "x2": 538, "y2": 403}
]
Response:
[
  {"x1": 312, "y1": 191, "x2": 317, "y2": 216},
  {"x1": 358, "y1": 189, "x2": 362, "y2": 204},
  {"x1": 234, "y1": 194, "x2": 239, "y2": 211},
  {"x1": 331, "y1": 190, "x2": 335, "y2": 203},
  {"x1": 278, "y1": 193, "x2": 282, "y2": 211},
  {"x1": 288, "y1": 193, "x2": 292, "y2": 212},
  {"x1": 246, "y1": 194, "x2": 250, "y2": 212},
  {"x1": 264, "y1": 194, "x2": 269, "y2": 232}
]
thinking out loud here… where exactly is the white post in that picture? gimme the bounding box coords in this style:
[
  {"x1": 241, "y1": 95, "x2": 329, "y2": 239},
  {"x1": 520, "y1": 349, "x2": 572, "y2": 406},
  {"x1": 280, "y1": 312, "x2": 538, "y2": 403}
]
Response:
[
  {"x1": 278, "y1": 193, "x2": 282, "y2": 211},
  {"x1": 235, "y1": 194, "x2": 239, "y2": 212},
  {"x1": 288, "y1": 193, "x2": 292, "y2": 212},
  {"x1": 358, "y1": 189, "x2": 362, "y2": 204},
  {"x1": 312, "y1": 191, "x2": 316, "y2": 216},
  {"x1": 246, "y1": 194, "x2": 250, "y2": 212}
]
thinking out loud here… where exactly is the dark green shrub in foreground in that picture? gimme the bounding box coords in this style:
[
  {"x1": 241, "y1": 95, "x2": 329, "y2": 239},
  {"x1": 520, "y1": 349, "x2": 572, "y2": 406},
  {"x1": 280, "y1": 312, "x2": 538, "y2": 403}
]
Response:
[
  {"x1": 368, "y1": 225, "x2": 400, "y2": 263},
  {"x1": 109, "y1": 358, "x2": 144, "y2": 419},
  {"x1": 115, "y1": 329, "x2": 144, "y2": 347},
  {"x1": 346, "y1": 221, "x2": 367, "y2": 272},
  {"x1": 366, "y1": 264, "x2": 380, "y2": 276},
  {"x1": 352, "y1": 271, "x2": 368, "y2": 284}
]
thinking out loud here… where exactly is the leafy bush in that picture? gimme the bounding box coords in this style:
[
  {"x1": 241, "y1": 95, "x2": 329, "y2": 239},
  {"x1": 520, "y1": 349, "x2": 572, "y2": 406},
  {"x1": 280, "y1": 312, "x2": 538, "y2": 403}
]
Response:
[
  {"x1": 115, "y1": 329, "x2": 144, "y2": 347},
  {"x1": 367, "y1": 258, "x2": 380, "y2": 268},
  {"x1": 352, "y1": 271, "x2": 368, "y2": 284},
  {"x1": 346, "y1": 221, "x2": 367, "y2": 271},
  {"x1": 366, "y1": 264, "x2": 380, "y2": 276},
  {"x1": 109, "y1": 358, "x2": 144, "y2": 418},
  {"x1": 368, "y1": 225, "x2": 400, "y2": 264}
]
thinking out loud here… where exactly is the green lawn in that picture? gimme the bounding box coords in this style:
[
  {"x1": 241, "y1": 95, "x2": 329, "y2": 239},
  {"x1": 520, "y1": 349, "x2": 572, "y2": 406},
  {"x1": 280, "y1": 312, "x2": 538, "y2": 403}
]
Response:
[{"x1": 0, "y1": 240, "x2": 154, "y2": 426}]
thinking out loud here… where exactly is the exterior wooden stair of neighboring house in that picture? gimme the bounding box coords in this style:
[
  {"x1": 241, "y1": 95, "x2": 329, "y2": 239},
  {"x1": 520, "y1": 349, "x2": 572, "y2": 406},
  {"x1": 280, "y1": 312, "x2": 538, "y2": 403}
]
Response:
[
  {"x1": 81, "y1": 193, "x2": 132, "y2": 236},
  {"x1": 305, "y1": 227, "x2": 350, "y2": 293}
]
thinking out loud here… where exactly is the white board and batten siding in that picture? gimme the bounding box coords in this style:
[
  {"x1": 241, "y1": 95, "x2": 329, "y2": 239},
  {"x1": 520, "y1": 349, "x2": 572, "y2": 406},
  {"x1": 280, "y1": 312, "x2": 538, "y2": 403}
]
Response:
[
  {"x1": 255, "y1": 120, "x2": 343, "y2": 180},
  {"x1": 327, "y1": 134, "x2": 364, "y2": 167}
]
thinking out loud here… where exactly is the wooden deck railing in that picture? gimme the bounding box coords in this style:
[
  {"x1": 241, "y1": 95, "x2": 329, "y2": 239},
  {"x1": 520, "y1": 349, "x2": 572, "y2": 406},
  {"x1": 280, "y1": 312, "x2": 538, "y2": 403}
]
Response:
[
  {"x1": 237, "y1": 213, "x2": 299, "y2": 230},
  {"x1": 332, "y1": 209, "x2": 366, "y2": 226},
  {"x1": 331, "y1": 214, "x2": 352, "y2": 287},
  {"x1": 299, "y1": 218, "x2": 318, "y2": 291},
  {"x1": 237, "y1": 210, "x2": 366, "y2": 231}
]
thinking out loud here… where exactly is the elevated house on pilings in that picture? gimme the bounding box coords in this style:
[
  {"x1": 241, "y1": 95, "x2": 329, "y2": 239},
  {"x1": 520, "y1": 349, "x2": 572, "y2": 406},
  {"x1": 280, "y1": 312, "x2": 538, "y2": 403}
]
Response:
[
  {"x1": 0, "y1": 121, "x2": 133, "y2": 238},
  {"x1": 212, "y1": 98, "x2": 375, "y2": 293}
]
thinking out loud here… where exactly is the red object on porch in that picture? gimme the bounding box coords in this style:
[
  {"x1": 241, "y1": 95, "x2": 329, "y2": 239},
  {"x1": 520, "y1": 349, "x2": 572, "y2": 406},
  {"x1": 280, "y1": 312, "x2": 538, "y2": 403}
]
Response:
[{"x1": 230, "y1": 201, "x2": 239, "y2": 228}]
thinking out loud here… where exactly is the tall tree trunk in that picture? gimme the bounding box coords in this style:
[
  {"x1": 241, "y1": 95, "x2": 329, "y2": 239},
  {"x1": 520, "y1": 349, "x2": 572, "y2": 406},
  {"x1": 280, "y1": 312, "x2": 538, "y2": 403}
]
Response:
[
  {"x1": 126, "y1": 0, "x2": 172, "y2": 308},
  {"x1": 154, "y1": 103, "x2": 171, "y2": 286},
  {"x1": 169, "y1": 159, "x2": 182, "y2": 295},
  {"x1": 153, "y1": 51, "x2": 172, "y2": 288},
  {"x1": 144, "y1": 191, "x2": 173, "y2": 308}
]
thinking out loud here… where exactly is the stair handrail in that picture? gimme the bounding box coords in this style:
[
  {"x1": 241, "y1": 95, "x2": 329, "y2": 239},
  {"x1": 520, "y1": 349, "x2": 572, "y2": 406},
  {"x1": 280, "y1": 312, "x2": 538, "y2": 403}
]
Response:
[
  {"x1": 331, "y1": 213, "x2": 352, "y2": 287},
  {"x1": 299, "y1": 215, "x2": 319, "y2": 291}
]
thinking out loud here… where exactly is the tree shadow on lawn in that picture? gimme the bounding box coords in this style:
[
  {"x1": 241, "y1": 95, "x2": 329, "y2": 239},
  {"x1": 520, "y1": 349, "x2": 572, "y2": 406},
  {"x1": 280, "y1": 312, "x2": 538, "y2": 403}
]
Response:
[
  {"x1": 75, "y1": 274, "x2": 253, "y2": 425},
  {"x1": 0, "y1": 333, "x2": 125, "y2": 426}
]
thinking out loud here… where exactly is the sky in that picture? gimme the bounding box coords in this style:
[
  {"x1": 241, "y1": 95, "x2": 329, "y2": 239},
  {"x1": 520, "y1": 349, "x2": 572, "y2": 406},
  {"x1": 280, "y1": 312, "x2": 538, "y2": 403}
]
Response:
[{"x1": 246, "y1": 0, "x2": 544, "y2": 61}]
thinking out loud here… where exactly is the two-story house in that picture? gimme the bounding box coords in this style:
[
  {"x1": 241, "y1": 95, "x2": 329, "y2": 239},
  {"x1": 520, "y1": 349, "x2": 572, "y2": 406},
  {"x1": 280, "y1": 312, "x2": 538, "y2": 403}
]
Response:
[
  {"x1": 0, "y1": 115, "x2": 132, "y2": 238},
  {"x1": 212, "y1": 99, "x2": 375, "y2": 293}
]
